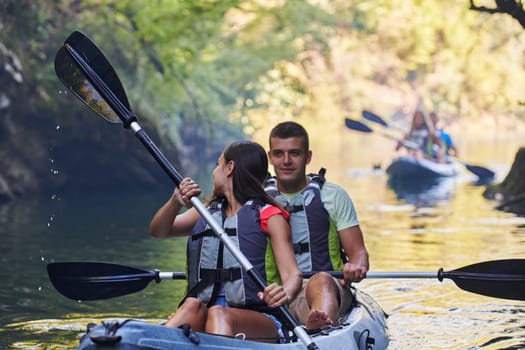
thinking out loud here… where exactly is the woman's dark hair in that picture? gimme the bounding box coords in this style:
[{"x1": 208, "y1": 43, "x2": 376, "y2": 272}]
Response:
[
  {"x1": 221, "y1": 140, "x2": 280, "y2": 206},
  {"x1": 269, "y1": 121, "x2": 309, "y2": 151}
]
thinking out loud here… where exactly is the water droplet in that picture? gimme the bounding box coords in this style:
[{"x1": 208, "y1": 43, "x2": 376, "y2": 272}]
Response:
[
  {"x1": 51, "y1": 194, "x2": 57, "y2": 200},
  {"x1": 56, "y1": 125, "x2": 60, "y2": 130},
  {"x1": 38, "y1": 286, "x2": 42, "y2": 292}
]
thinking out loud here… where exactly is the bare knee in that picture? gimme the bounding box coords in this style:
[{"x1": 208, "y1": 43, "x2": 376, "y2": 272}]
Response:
[
  {"x1": 308, "y1": 272, "x2": 338, "y2": 294},
  {"x1": 165, "y1": 297, "x2": 207, "y2": 329},
  {"x1": 306, "y1": 272, "x2": 339, "y2": 304},
  {"x1": 181, "y1": 297, "x2": 207, "y2": 314},
  {"x1": 309, "y1": 271, "x2": 334, "y2": 285},
  {"x1": 206, "y1": 305, "x2": 233, "y2": 335},
  {"x1": 207, "y1": 305, "x2": 231, "y2": 324}
]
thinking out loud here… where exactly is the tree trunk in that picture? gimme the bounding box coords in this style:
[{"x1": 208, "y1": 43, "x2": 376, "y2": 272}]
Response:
[{"x1": 483, "y1": 147, "x2": 525, "y2": 216}]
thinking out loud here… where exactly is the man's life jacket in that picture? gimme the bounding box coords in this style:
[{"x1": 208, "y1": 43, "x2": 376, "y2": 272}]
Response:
[{"x1": 265, "y1": 168, "x2": 344, "y2": 273}]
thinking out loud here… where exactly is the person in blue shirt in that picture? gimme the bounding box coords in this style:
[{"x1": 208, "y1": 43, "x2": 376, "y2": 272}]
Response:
[{"x1": 430, "y1": 112, "x2": 458, "y2": 157}]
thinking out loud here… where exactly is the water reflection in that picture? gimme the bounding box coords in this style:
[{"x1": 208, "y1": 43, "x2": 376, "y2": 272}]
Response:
[
  {"x1": 0, "y1": 191, "x2": 188, "y2": 349},
  {"x1": 387, "y1": 177, "x2": 456, "y2": 209}
]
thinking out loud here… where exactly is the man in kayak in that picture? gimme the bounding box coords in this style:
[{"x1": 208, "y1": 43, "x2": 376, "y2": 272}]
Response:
[
  {"x1": 150, "y1": 141, "x2": 301, "y2": 343},
  {"x1": 266, "y1": 121, "x2": 369, "y2": 330},
  {"x1": 430, "y1": 112, "x2": 458, "y2": 157}
]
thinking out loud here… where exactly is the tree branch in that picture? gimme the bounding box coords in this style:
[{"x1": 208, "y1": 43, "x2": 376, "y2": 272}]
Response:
[{"x1": 470, "y1": 0, "x2": 525, "y2": 28}]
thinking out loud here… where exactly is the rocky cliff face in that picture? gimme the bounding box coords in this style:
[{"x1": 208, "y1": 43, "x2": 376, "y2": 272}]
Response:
[
  {"x1": 0, "y1": 41, "x2": 177, "y2": 203},
  {"x1": 1, "y1": 41, "x2": 32, "y2": 202}
]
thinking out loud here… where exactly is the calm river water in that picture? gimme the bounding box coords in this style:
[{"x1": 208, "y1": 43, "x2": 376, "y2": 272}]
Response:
[{"x1": 1, "y1": 124, "x2": 524, "y2": 349}]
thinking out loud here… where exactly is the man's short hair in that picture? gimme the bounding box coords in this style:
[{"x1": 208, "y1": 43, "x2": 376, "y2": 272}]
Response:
[{"x1": 269, "y1": 121, "x2": 309, "y2": 151}]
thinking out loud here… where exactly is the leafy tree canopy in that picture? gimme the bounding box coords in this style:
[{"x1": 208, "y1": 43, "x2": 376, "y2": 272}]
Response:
[{"x1": 2, "y1": 0, "x2": 525, "y2": 182}]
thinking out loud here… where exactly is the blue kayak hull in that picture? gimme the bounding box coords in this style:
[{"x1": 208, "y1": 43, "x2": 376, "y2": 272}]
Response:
[
  {"x1": 386, "y1": 156, "x2": 459, "y2": 181},
  {"x1": 76, "y1": 289, "x2": 389, "y2": 350}
]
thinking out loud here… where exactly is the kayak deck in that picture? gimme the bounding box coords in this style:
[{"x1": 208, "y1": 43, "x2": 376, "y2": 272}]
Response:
[{"x1": 76, "y1": 289, "x2": 389, "y2": 350}]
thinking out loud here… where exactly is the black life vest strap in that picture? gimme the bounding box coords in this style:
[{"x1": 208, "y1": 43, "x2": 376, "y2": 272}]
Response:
[
  {"x1": 293, "y1": 242, "x2": 310, "y2": 254},
  {"x1": 186, "y1": 267, "x2": 242, "y2": 299},
  {"x1": 285, "y1": 204, "x2": 305, "y2": 213},
  {"x1": 307, "y1": 167, "x2": 326, "y2": 187},
  {"x1": 191, "y1": 227, "x2": 236, "y2": 241},
  {"x1": 202, "y1": 267, "x2": 243, "y2": 282}
]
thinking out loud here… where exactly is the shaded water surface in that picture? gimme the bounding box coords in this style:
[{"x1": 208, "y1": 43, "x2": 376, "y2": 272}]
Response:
[{"x1": 1, "y1": 170, "x2": 524, "y2": 349}]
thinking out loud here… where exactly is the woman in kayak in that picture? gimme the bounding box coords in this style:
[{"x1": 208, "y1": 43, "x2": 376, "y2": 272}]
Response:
[
  {"x1": 149, "y1": 140, "x2": 301, "y2": 343},
  {"x1": 396, "y1": 110, "x2": 445, "y2": 162}
]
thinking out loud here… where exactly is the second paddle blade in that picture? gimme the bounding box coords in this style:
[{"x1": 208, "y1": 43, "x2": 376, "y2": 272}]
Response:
[
  {"x1": 47, "y1": 262, "x2": 156, "y2": 301},
  {"x1": 444, "y1": 259, "x2": 525, "y2": 301}
]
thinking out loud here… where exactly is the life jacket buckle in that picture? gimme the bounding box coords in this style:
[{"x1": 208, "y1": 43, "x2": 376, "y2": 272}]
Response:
[{"x1": 217, "y1": 268, "x2": 241, "y2": 281}]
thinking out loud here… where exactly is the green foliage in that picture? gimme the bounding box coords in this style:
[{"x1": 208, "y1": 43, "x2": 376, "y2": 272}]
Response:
[
  {"x1": 2, "y1": 0, "x2": 525, "y2": 177},
  {"x1": 312, "y1": 0, "x2": 525, "y2": 122}
]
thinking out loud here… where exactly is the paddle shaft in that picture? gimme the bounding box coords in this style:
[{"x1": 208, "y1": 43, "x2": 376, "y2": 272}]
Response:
[
  {"x1": 74, "y1": 270, "x2": 439, "y2": 282},
  {"x1": 155, "y1": 271, "x2": 439, "y2": 281},
  {"x1": 131, "y1": 124, "x2": 185, "y2": 185},
  {"x1": 373, "y1": 128, "x2": 420, "y2": 150},
  {"x1": 143, "y1": 270, "x2": 525, "y2": 284}
]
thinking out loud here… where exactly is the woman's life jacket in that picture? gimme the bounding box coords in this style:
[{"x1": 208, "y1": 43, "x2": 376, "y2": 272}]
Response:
[
  {"x1": 186, "y1": 198, "x2": 277, "y2": 309},
  {"x1": 409, "y1": 128, "x2": 436, "y2": 156}
]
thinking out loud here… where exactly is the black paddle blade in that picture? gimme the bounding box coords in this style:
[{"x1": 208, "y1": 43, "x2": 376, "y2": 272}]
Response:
[
  {"x1": 362, "y1": 110, "x2": 389, "y2": 127},
  {"x1": 442, "y1": 259, "x2": 525, "y2": 301},
  {"x1": 47, "y1": 262, "x2": 157, "y2": 301},
  {"x1": 345, "y1": 118, "x2": 373, "y2": 133},
  {"x1": 55, "y1": 31, "x2": 136, "y2": 127},
  {"x1": 64, "y1": 31, "x2": 130, "y2": 113},
  {"x1": 464, "y1": 164, "x2": 495, "y2": 179},
  {"x1": 55, "y1": 46, "x2": 121, "y2": 124}
]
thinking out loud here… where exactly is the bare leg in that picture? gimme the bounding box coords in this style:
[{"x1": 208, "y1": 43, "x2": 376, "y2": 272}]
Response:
[
  {"x1": 165, "y1": 297, "x2": 207, "y2": 331},
  {"x1": 305, "y1": 272, "x2": 339, "y2": 329},
  {"x1": 206, "y1": 306, "x2": 279, "y2": 343}
]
